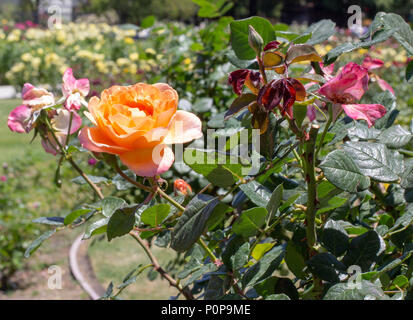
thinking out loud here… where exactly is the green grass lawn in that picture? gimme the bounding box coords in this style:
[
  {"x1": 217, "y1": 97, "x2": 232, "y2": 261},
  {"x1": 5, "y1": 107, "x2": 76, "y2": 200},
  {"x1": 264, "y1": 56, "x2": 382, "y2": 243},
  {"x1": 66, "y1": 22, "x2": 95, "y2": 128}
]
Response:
[
  {"x1": 88, "y1": 235, "x2": 180, "y2": 300},
  {"x1": 0, "y1": 99, "x2": 47, "y2": 164}
]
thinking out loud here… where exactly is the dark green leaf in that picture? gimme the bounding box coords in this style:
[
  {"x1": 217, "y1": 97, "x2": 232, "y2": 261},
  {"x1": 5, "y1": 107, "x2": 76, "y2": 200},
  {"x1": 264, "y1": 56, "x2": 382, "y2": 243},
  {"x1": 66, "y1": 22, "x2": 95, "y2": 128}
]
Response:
[
  {"x1": 320, "y1": 150, "x2": 370, "y2": 193},
  {"x1": 241, "y1": 244, "x2": 285, "y2": 288},
  {"x1": 343, "y1": 142, "x2": 403, "y2": 182},
  {"x1": 32, "y1": 217, "x2": 64, "y2": 226},
  {"x1": 107, "y1": 206, "x2": 137, "y2": 241},
  {"x1": 239, "y1": 181, "x2": 271, "y2": 207},
  {"x1": 307, "y1": 253, "x2": 347, "y2": 282},
  {"x1": 230, "y1": 16, "x2": 276, "y2": 60},
  {"x1": 321, "y1": 220, "x2": 349, "y2": 257},
  {"x1": 171, "y1": 195, "x2": 219, "y2": 252},
  {"x1": 342, "y1": 230, "x2": 382, "y2": 272}
]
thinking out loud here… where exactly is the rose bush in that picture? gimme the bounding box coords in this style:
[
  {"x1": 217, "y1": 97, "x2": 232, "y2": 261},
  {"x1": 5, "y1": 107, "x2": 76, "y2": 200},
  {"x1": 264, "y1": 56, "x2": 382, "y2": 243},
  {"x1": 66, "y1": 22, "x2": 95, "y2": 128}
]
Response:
[{"x1": 6, "y1": 11, "x2": 413, "y2": 300}]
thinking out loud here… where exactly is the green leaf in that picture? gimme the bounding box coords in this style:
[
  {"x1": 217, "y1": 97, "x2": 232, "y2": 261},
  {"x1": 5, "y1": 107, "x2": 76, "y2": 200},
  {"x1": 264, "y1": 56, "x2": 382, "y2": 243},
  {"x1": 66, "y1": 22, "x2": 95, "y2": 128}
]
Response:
[
  {"x1": 226, "y1": 51, "x2": 259, "y2": 69},
  {"x1": 406, "y1": 60, "x2": 413, "y2": 81},
  {"x1": 101, "y1": 197, "x2": 127, "y2": 217},
  {"x1": 266, "y1": 184, "x2": 283, "y2": 222},
  {"x1": 305, "y1": 19, "x2": 336, "y2": 45},
  {"x1": 343, "y1": 142, "x2": 403, "y2": 182},
  {"x1": 71, "y1": 175, "x2": 108, "y2": 185},
  {"x1": 378, "y1": 125, "x2": 412, "y2": 149},
  {"x1": 232, "y1": 207, "x2": 267, "y2": 238},
  {"x1": 192, "y1": 97, "x2": 213, "y2": 113},
  {"x1": 239, "y1": 181, "x2": 271, "y2": 207},
  {"x1": 324, "y1": 28, "x2": 396, "y2": 64},
  {"x1": 184, "y1": 148, "x2": 252, "y2": 188},
  {"x1": 171, "y1": 195, "x2": 219, "y2": 252},
  {"x1": 318, "y1": 197, "x2": 347, "y2": 215},
  {"x1": 32, "y1": 217, "x2": 64, "y2": 226},
  {"x1": 320, "y1": 150, "x2": 370, "y2": 193},
  {"x1": 342, "y1": 230, "x2": 382, "y2": 272},
  {"x1": 225, "y1": 94, "x2": 257, "y2": 120},
  {"x1": 141, "y1": 15, "x2": 155, "y2": 28},
  {"x1": 83, "y1": 218, "x2": 109, "y2": 239},
  {"x1": 140, "y1": 204, "x2": 170, "y2": 227},
  {"x1": 230, "y1": 16, "x2": 276, "y2": 60},
  {"x1": 279, "y1": 193, "x2": 301, "y2": 213},
  {"x1": 251, "y1": 243, "x2": 274, "y2": 261},
  {"x1": 389, "y1": 205, "x2": 413, "y2": 232},
  {"x1": 293, "y1": 103, "x2": 307, "y2": 128},
  {"x1": 241, "y1": 244, "x2": 285, "y2": 288},
  {"x1": 373, "y1": 90, "x2": 398, "y2": 130},
  {"x1": 285, "y1": 241, "x2": 306, "y2": 279},
  {"x1": 232, "y1": 242, "x2": 250, "y2": 270},
  {"x1": 321, "y1": 220, "x2": 349, "y2": 257},
  {"x1": 307, "y1": 253, "x2": 347, "y2": 282},
  {"x1": 64, "y1": 209, "x2": 91, "y2": 226},
  {"x1": 389, "y1": 275, "x2": 409, "y2": 290},
  {"x1": 24, "y1": 230, "x2": 56, "y2": 258},
  {"x1": 324, "y1": 280, "x2": 389, "y2": 300},
  {"x1": 107, "y1": 206, "x2": 137, "y2": 241},
  {"x1": 379, "y1": 13, "x2": 413, "y2": 55},
  {"x1": 222, "y1": 236, "x2": 245, "y2": 270}
]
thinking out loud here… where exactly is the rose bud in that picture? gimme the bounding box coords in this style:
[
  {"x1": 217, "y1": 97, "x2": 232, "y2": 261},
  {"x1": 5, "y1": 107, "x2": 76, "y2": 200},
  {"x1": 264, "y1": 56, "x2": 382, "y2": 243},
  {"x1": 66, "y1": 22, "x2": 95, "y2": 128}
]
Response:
[{"x1": 174, "y1": 179, "x2": 192, "y2": 196}]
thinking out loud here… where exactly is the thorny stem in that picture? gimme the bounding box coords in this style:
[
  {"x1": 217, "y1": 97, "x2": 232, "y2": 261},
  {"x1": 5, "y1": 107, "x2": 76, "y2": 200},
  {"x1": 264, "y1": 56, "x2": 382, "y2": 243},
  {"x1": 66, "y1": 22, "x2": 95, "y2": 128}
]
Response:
[
  {"x1": 315, "y1": 103, "x2": 333, "y2": 160},
  {"x1": 45, "y1": 116, "x2": 105, "y2": 200},
  {"x1": 129, "y1": 231, "x2": 194, "y2": 300},
  {"x1": 304, "y1": 124, "x2": 320, "y2": 249},
  {"x1": 257, "y1": 55, "x2": 268, "y2": 85},
  {"x1": 68, "y1": 158, "x2": 105, "y2": 200}
]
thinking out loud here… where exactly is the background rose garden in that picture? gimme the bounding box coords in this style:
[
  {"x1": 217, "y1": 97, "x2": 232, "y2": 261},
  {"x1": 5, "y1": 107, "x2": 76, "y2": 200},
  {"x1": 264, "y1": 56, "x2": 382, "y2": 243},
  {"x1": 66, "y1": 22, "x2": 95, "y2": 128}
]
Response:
[{"x1": 1, "y1": 1, "x2": 413, "y2": 300}]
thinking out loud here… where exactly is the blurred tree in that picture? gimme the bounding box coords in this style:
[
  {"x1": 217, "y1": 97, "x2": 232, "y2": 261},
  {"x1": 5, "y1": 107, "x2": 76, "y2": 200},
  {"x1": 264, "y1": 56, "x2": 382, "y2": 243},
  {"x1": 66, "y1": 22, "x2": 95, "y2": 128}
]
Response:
[{"x1": 78, "y1": 0, "x2": 198, "y2": 24}]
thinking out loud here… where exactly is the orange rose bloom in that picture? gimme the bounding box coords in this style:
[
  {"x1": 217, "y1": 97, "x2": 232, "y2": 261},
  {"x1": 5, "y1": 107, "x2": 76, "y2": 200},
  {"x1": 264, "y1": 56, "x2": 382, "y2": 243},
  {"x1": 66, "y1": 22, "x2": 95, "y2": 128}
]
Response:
[{"x1": 78, "y1": 83, "x2": 203, "y2": 177}]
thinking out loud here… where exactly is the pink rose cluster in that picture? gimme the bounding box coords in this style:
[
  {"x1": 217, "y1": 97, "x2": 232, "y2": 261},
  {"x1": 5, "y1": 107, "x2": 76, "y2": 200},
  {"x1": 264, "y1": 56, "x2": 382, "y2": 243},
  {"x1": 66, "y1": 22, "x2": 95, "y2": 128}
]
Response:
[
  {"x1": 7, "y1": 68, "x2": 90, "y2": 155},
  {"x1": 307, "y1": 57, "x2": 391, "y2": 127}
]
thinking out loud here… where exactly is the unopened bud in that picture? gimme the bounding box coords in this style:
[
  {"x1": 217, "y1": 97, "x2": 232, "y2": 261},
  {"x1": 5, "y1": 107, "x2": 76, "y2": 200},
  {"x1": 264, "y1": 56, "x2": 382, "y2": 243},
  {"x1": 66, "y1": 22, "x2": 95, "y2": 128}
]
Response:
[
  {"x1": 248, "y1": 25, "x2": 264, "y2": 55},
  {"x1": 174, "y1": 179, "x2": 192, "y2": 196}
]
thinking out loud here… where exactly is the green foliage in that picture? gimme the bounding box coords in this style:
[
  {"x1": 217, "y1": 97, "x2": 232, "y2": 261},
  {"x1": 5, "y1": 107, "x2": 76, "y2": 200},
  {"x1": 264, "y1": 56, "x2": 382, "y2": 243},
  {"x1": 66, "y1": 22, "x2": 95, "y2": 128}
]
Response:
[{"x1": 6, "y1": 10, "x2": 413, "y2": 301}]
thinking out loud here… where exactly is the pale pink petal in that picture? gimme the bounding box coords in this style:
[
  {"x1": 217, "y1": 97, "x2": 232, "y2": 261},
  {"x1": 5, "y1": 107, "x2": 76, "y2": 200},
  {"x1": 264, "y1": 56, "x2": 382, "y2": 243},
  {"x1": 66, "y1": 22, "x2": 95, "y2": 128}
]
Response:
[
  {"x1": 51, "y1": 109, "x2": 82, "y2": 134},
  {"x1": 342, "y1": 104, "x2": 387, "y2": 128},
  {"x1": 64, "y1": 92, "x2": 82, "y2": 111},
  {"x1": 7, "y1": 105, "x2": 31, "y2": 133},
  {"x1": 376, "y1": 76, "x2": 395, "y2": 95},
  {"x1": 62, "y1": 68, "x2": 76, "y2": 96},
  {"x1": 306, "y1": 104, "x2": 316, "y2": 121},
  {"x1": 362, "y1": 56, "x2": 384, "y2": 70},
  {"x1": 22, "y1": 83, "x2": 35, "y2": 99},
  {"x1": 70, "y1": 111, "x2": 83, "y2": 133},
  {"x1": 41, "y1": 132, "x2": 66, "y2": 156},
  {"x1": 22, "y1": 84, "x2": 54, "y2": 108},
  {"x1": 75, "y1": 78, "x2": 90, "y2": 97},
  {"x1": 119, "y1": 144, "x2": 174, "y2": 177},
  {"x1": 163, "y1": 110, "x2": 203, "y2": 145}
]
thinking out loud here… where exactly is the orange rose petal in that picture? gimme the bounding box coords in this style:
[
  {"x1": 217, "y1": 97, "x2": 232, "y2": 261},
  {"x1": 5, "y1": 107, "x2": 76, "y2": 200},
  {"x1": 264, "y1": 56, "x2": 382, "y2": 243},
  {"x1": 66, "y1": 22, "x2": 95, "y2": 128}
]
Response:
[
  {"x1": 163, "y1": 110, "x2": 203, "y2": 144},
  {"x1": 119, "y1": 144, "x2": 174, "y2": 177},
  {"x1": 78, "y1": 127, "x2": 130, "y2": 155}
]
